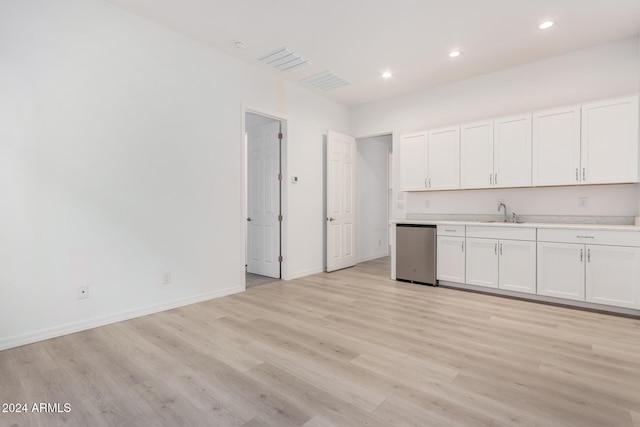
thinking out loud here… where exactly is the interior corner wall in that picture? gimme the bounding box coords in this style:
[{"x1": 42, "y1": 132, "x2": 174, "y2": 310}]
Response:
[
  {"x1": 0, "y1": 0, "x2": 349, "y2": 349},
  {"x1": 350, "y1": 36, "x2": 640, "y2": 220}
]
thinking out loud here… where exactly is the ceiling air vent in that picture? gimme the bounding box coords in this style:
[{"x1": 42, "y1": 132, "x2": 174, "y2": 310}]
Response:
[
  {"x1": 302, "y1": 71, "x2": 349, "y2": 91},
  {"x1": 258, "y1": 48, "x2": 311, "y2": 72}
]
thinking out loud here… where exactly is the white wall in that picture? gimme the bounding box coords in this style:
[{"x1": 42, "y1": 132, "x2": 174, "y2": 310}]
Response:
[
  {"x1": 356, "y1": 135, "x2": 391, "y2": 262},
  {"x1": 0, "y1": 0, "x2": 349, "y2": 349},
  {"x1": 351, "y1": 37, "x2": 640, "y2": 220}
]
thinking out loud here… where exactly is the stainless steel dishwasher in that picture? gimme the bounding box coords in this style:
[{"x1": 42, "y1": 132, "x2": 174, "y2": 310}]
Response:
[{"x1": 396, "y1": 224, "x2": 437, "y2": 286}]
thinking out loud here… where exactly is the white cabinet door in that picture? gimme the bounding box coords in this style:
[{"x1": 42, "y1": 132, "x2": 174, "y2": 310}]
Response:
[
  {"x1": 400, "y1": 133, "x2": 427, "y2": 191},
  {"x1": 437, "y1": 236, "x2": 465, "y2": 283},
  {"x1": 581, "y1": 96, "x2": 639, "y2": 184},
  {"x1": 465, "y1": 238, "x2": 499, "y2": 288},
  {"x1": 586, "y1": 245, "x2": 640, "y2": 309},
  {"x1": 532, "y1": 106, "x2": 581, "y2": 186},
  {"x1": 537, "y1": 242, "x2": 585, "y2": 301},
  {"x1": 427, "y1": 126, "x2": 460, "y2": 190},
  {"x1": 493, "y1": 114, "x2": 532, "y2": 188},
  {"x1": 498, "y1": 240, "x2": 536, "y2": 294},
  {"x1": 460, "y1": 121, "x2": 494, "y2": 189}
]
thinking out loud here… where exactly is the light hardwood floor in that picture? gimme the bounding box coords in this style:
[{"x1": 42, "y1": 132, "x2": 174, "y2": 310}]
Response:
[{"x1": 2, "y1": 257, "x2": 640, "y2": 426}]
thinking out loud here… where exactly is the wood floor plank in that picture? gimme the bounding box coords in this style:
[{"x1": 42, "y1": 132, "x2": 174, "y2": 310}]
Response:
[{"x1": 2, "y1": 256, "x2": 640, "y2": 426}]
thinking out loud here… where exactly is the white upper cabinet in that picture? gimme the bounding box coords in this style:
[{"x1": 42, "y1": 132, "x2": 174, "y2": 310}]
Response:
[
  {"x1": 427, "y1": 126, "x2": 460, "y2": 190},
  {"x1": 493, "y1": 114, "x2": 532, "y2": 188},
  {"x1": 400, "y1": 133, "x2": 427, "y2": 191},
  {"x1": 460, "y1": 121, "x2": 494, "y2": 189},
  {"x1": 581, "y1": 96, "x2": 639, "y2": 184},
  {"x1": 532, "y1": 106, "x2": 581, "y2": 186},
  {"x1": 400, "y1": 95, "x2": 639, "y2": 192},
  {"x1": 400, "y1": 128, "x2": 460, "y2": 191}
]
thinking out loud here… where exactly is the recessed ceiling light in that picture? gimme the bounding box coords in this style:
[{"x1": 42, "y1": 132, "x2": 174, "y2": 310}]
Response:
[
  {"x1": 539, "y1": 21, "x2": 554, "y2": 30},
  {"x1": 382, "y1": 71, "x2": 392, "y2": 79},
  {"x1": 449, "y1": 51, "x2": 461, "y2": 58}
]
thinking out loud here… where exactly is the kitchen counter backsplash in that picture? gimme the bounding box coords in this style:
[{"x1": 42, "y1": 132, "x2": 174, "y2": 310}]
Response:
[{"x1": 405, "y1": 213, "x2": 636, "y2": 226}]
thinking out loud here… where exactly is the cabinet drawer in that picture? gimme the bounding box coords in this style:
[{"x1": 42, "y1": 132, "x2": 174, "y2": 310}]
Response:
[
  {"x1": 466, "y1": 226, "x2": 536, "y2": 241},
  {"x1": 537, "y1": 228, "x2": 640, "y2": 247},
  {"x1": 437, "y1": 225, "x2": 465, "y2": 237}
]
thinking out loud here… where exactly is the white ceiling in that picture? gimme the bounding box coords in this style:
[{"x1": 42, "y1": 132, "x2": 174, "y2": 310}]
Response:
[{"x1": 105, "y1": 0, "x2": 640, "y2": 107}]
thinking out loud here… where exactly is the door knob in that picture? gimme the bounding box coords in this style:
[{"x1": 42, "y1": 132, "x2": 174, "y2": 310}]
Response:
[
  {"x1": 327, "y1": 217, "x2": 336, "y2": 221},
  {"x1": 247, "y1": 217, "x2": 252, "y2": 222}
]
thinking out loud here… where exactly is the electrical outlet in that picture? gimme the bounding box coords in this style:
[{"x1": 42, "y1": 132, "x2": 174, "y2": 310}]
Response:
[
  {"x1": 77, "y1": 285, "x2": 89, "y2": 299},
  {"x1": 162, "y1": 272, "x2": 172, "y2": 285},
  {"x1": 578, "y1": 197, "x2": 588, "y2": 208}
]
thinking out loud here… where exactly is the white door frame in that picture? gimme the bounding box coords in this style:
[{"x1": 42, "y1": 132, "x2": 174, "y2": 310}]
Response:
[{"x1": 242, "y1": 105, "x2": 289, "y2": 287}]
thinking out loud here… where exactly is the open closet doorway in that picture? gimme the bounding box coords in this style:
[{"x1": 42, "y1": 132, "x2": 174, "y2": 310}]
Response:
[
  {"x1": 244, "y1": 111, "x2": 285, "y2": 288},
  {"x1": 356, "y1": 133, "x2": 393, "y2": 264}
]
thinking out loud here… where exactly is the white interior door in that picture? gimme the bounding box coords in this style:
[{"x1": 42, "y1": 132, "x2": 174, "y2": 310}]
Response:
[
  {"x1": 247, "y1": 120, "x2": 280, "y2": 278},
  {"x1": 326, "y1": 130, "x2": 356, "y2": 272}
]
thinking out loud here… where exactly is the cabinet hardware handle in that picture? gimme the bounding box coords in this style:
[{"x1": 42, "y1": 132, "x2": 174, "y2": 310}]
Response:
[
  {"x1": 580, "y1": 248, "x2": 583, "y2": 262},
  {"x1": 424, "y1": 178, "x2": 428, "y2": 188},
  {"x1": 428, "y1": 177, "x2": 431, "y2": 188},
  {"x1": 575, "y1": 168, "x2": 579, "y2": 181},
  {"x1": 445, "y1": 229, "x2": 456, "y2": 232},
  {"x1": 494, "y1": 173, "x2": 498, "y2": 185},
  {"x1": 587, "y1": 249, "x2": 591, "y2": 263},
  {"x1": 577, "y1": 235, "x2": 595, "y2": 239},
  {"x1": 582, "y1": 168, "x2": 586, "y2": 181},
  {"x1": 461, "y1": 241, "x2": 464, "y2": 252},
  {"x1": 489, "y1": 174, "x2": 492, "y2": 185},
  {"x1": 494, "y1": 243, "x2": 497, "y2": 255},
  {"x1": 500, "y1": 243, "x2": 503, "y2": 255}
]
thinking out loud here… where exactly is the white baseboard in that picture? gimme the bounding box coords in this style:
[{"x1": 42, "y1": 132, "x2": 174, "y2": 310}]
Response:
[
  {"x1": 357, "y1": 252, "x2": 389, "y2": 263},
  {"x1": 286, "y1": 267, "x2": 324, "y2": 280},
  {"x1": 0, "y1": 286, "x2": 242, "y2": 352}
]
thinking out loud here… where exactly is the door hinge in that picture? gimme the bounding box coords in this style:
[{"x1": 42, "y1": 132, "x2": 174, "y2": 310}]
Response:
[
  {"x1": 278, "y1": 214, "x2": 283, "y2": 221},
  {"x1": 278, "y1": 173, "x2": 282, "y2": 181},
  {"x1": 278, "y1": 132, "x2": 283, "y2": 140},
  {"x1": 278, "y1": 255, "x2": 283, "y2": 262}
]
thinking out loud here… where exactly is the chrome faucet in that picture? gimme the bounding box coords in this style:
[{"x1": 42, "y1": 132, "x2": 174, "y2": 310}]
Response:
[{"x1": 498, "y1": 202, "x2": 507, "y2": 222}]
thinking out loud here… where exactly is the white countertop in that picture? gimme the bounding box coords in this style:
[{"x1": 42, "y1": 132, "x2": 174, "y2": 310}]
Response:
[{"x1": 390, "y1": 219, "x2": 640, "y2": 232}]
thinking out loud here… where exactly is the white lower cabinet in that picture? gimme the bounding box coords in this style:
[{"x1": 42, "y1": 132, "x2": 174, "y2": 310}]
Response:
[
  {"x1": 537, "y1": 242, "x2": 585, "y2": 301},
  {"x1": 426, "y1": 224, "x2": 640, "y2": 312},
  {"x1": 498, "y1": 240, "x2": 537, "y2": 294},
  {"x1": 436, "y1": 236, "x2": 465, "y2": 283},
  {"x1": 537, "y1": 229, "x2": 640, "y2": 309},
  {"x1": 586, "y1": 245, "x2": 640, "y2": 309},
  {"x1": 465, "y1": 237, "x2": 536, "y2": 294},
  {"x1": 436, "y1": 225, "x2": 466, "y2": 283},
  {"x1": 465, "y1": 238, "x2": 499, "y2": 288}
]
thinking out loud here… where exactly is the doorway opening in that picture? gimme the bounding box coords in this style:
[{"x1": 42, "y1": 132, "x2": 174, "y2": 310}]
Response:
[
  {"x1": 243, "y1": 110, "x2": 286, "y2": 288},
  {"x1": 356, "y1": 133, "x2": 393, "y2": 263}
]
